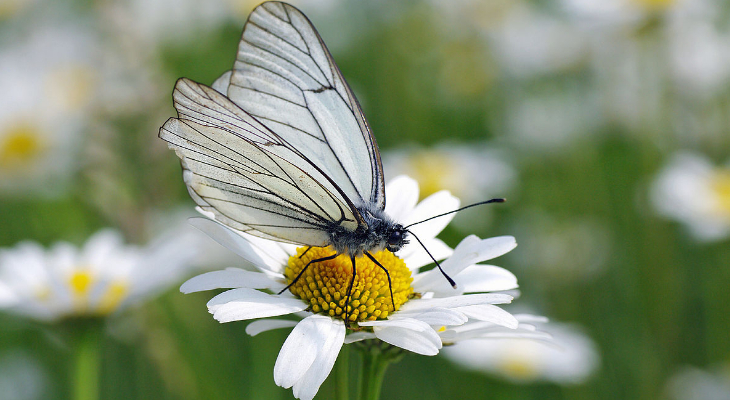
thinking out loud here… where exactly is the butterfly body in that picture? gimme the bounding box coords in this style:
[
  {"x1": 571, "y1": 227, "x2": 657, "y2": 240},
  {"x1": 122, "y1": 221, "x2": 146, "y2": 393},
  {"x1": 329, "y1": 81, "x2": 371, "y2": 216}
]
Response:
[{"x1": 328, "y1": 204, "x2": 408, "y2": 257}]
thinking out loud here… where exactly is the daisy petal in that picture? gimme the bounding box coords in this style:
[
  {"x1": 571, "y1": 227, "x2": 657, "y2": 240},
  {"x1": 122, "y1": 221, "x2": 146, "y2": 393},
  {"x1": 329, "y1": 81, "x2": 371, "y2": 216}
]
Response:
[
  {"x1": 399, "y1": 238, "x2": 453, "y2": 270},
  {"x1": 343, "y1": 331, "x2": 376, "y2": 343},
  {"x1": 384, "y1": 175, "x2": 419, "y2": 221},
  {"x1": 274, "y1": 315, "x2": 325, "y2": 389},
  {"x1": 399, "y1": 293, "x2": 513, "y2": 313},
  {"x1": 391, "y1": 307, "x2": 468, "y2": 326},
  {"x1": 180, "y1": 268, "x2": 284, "y2": 293},
  {"x1": 207, "y1": 288, "x2": 307, "y2": 322},
  {"x1": 404, "y1": 190, "x2": 460, "y2": 242},
  {"x1": 292, "y1": 318, "x2": 345, "y2": 400},
  {"x1": 455, "y1": 304, "x2": 519, "y2": 328},
  {"x1": 245, "y1": 319, "x2": 298, "y2": 336},
  {"x1": 361, "y1": 318, "x2": 442, "y2": 355},
  {"x1": 189, "y1": 218, "x2": 270, "y2": 269},
  {"x1": 413, "y1": 235, "x2": 517, "y2": 291}
]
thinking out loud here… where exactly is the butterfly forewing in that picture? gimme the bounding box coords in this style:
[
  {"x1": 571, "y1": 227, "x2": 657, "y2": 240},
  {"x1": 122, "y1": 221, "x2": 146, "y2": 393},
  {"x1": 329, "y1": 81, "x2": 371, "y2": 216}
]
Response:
[
  {"x1": 226, "y1": 1, "x2": 385, "y2": 209},
  {"x1": 160, "y1": 79, "x2": 359, "y2": 246}
]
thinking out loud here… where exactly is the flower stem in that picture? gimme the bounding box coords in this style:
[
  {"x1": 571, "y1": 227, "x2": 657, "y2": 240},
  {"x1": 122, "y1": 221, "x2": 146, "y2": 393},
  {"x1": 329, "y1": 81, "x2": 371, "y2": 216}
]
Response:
[
  {"x1": 71, "y1": 320, "x2": 103, "y2": 400},
  {"x1": 356, "y1": 341, "x2": 404, "y2": 400}
]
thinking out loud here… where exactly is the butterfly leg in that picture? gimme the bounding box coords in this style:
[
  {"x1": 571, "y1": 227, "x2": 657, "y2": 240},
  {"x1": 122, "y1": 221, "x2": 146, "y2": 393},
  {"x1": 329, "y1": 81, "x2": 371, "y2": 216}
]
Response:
[
  {"x1": 365, "y1": 252, "x2": 395, "y2": 313},
  {"x1": 278, "y1": 253, "x2": 338, "y2": 295},
  {"x1": 298, "y1": 246, "x2": 313, "y2": 259},
  {"x1": 345, "y1": 255, "x2": 357, "y2": 323}
]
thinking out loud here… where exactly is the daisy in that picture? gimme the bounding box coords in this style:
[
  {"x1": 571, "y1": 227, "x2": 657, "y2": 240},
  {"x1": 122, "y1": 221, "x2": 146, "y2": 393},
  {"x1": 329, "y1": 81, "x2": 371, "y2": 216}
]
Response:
[
  {"x1": 182, "y1": 175, "x2": 526, "y2": 400},
  {"x1": 650, "y1": 152, "x2": 730, "y2": 242},
  {"x1": 0, "y1": 227, "x2": 204, "y2": 321},
  {"x1": 442, "y1": 320, "x2": 600, "y2": 384},
  {"x1": 665, "y1": 363, "x2": 730, "y2": 400}
]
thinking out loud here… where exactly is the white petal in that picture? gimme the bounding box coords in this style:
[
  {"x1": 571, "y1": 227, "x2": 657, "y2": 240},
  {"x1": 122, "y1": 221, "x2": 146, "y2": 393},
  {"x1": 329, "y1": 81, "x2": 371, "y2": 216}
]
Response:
[
  {"x1": 181, "y1": 268, "x2": 284, "y2": 293},
  {"x1": 455, "y1": 304, "x2": 519, "y2": 328},
  {"x1": 274, "y1": 315, "x2": 325, "y2": 389},
  {"x1": 458, "y1": 265, "x2": 518, "y2": 293},
  {"x1": 207, "y1": 288, "x2": 307, "y2": 322},
  {"x1": 399, "y1": 238, "x2": 453, "y2": 270},
  {"x1": 245, "y1": 319, "x2": 298, "y2": 336},
  {"x1": 403, "y1": 191, "x2": 460, "y2": 242},
  {"x1": 399, "y1": 293, "x2": 513, "y2": 313},
  {"x1": 384, "y1": 175, "x2": 419, "y2": 221},
  {"x1": 344, "y1": 331, "x2": 376, "y2": 344},
  {"x1": 413, "y1": 235, "x2": 517, "y2": 292},
  {"x1": 188, "y1": 218, "x2": 273, "y2": 271},
  {"x1": 292, "y1": 318, "x2": 345, "y2": 400},
  {"x1": 391, "y1": 307, "x2": 467, "y2": 326},
  {"x1": 362, "y1": 318, "x2": 442, "y2": 355}
]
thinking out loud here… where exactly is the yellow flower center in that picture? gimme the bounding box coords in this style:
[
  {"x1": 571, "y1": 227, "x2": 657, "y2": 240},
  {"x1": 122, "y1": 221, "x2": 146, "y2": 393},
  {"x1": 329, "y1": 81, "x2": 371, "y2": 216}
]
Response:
[
  {"x1": 711, "y1": 169, "x2": 730, "y2": 215},
  {"x1": 0, "y1": 122, "x2": 44, "y2": 169},
  {"x1": 67, "y1": 270, "x2": 129, "y2": 316},
  {"x1": 285, "y1": 246, "x2": 414, "y2": 323}
]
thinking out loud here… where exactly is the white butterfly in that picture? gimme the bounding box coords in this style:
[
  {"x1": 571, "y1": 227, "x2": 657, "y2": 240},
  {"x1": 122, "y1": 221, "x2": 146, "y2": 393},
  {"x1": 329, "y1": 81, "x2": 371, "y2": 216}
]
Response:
[{"x1": 159, "y1": 1, "x2": 464, "y2": 309}]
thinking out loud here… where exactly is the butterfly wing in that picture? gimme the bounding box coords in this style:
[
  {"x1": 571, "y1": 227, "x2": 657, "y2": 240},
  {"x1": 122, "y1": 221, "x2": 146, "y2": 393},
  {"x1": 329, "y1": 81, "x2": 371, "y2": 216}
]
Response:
[
  {"x1": 160, "y1": 78, "x2": 359, "y2": 245},
  {"x1": 219, "y1": 1, "x2": 385, "y2": 210}
]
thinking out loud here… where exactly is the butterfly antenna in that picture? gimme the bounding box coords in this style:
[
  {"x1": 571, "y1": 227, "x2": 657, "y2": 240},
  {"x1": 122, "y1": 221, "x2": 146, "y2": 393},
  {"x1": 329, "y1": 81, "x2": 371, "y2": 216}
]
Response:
[
  {"x1": 406, "y1": 229, "x2": 457, "y2": 289},
  {"x1": 404, "y1": 198, "x2": 505, "y2": 229}
]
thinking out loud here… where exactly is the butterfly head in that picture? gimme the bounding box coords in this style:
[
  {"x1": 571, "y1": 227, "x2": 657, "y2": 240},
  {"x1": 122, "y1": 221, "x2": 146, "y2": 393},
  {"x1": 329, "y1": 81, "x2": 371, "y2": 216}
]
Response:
[{"x1": 385, "y1": 224, "x2": 408, "y2": 253}]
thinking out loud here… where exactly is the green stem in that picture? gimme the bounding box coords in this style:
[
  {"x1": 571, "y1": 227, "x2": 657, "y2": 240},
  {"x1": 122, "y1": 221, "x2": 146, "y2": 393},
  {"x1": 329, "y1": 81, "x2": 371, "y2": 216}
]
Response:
[
  {"x1": 335, "y1": 345, "x2": 350, "y2": 400},
  {"x1": 356, "y1": 341, "x2": 404, "y2": 400},
  {"x1": 71, "y1": 321, "x2": 102, "y2": 400}
]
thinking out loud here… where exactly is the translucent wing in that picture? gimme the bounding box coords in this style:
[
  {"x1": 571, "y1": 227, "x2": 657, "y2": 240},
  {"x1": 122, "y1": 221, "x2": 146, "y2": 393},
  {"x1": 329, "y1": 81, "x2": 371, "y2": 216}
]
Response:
[
  {"x1": 160, "y1": 78, "x2": 360, "y2": 245},
  {"x1": 218, "y1": 1, "x2": 385, "y2": 209}
]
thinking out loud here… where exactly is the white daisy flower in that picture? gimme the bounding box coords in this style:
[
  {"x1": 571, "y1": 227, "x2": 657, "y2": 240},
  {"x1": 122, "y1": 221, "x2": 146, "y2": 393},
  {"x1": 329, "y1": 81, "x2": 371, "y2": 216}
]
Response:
[
  {"x1": 442, "y1": 320, "x2": 600, "y2": 384},
  {"x1": 182, "y1": 175, "x2": 527, "y2": 400},
  {"x1": 0, "y1": 227, "x2": 204, "y2": 321},
  {"x1": 650, "y1": 152, "x2": 730, "y2": 241},
  {"x1": 0, "y1": 23, "x2": 99, "y2": 195},
  {"x1": 382, "y1": 145, "x2": 515, "y2": 204}
]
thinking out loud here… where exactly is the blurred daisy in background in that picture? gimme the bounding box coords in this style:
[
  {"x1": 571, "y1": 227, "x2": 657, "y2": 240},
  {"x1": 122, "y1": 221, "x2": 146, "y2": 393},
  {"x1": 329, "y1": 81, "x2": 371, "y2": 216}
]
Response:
[
  {"x1": 0, "y1": 350, "x2": 47, "y2": 400},
  {"x1": 650, "y1": 152, "x2": 730, "y2": 242},
  {"x1": 383, "y1": 145, "x2": 516, "y2": 231},
  {"x1": 181, "y1": 176, "x2": 534, "y2": 400},
  {"x1": 665, "y1": 364, "x2": 730, "y2": 400},
  {"x1": 0, "y1": 23, "x2": 98, "y2": 196},
  {"x1": 0, "y1": 227, "x2": 206, "y2": 321},
  {"x1": 442, "y1": 320, "x2": 600, "y2": 385},
  {"x1": 383, "y1": 144, "x2": 515, "y2": 200}
]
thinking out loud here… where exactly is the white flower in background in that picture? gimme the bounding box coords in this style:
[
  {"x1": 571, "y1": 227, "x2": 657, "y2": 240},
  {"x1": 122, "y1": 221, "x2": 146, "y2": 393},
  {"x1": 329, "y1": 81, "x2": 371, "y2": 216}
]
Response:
[
  {"x1": 442, "y1": 321, "x2": 600, "y2": 384},
  {"x1": 382, "y1": 144, "x2": 515, "y2": 203},
  {"x1": 650, "y1": 152, "x2": 730, "y2": 241},
  {"x1": 487, "y1": 5, "x2": 587, "y2": 78},
  {"x1": 0, "y1": 227, "x2": 204, "y2": 321},
  {"x1": 182, "y1": 176, "x2": 530, "y2": 400},
  {"x1": 504, "y1": 88, "x2": 600, "y2": 153},
  {"x1": 0, "y1": 351, "x2": 46, "y2": 400},
  {"x1": 665, "y1": 364, "x2": 730, "y2": 400},
  {"x1": 0, "y1": 23, "x2": 99, "y2": 195}
]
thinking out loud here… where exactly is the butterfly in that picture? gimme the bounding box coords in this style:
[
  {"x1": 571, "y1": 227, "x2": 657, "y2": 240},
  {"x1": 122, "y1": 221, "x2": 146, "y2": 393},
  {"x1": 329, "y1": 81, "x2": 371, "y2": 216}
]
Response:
[{"x1": 159, "y1": 1, "x2": 501, "y2": 321}]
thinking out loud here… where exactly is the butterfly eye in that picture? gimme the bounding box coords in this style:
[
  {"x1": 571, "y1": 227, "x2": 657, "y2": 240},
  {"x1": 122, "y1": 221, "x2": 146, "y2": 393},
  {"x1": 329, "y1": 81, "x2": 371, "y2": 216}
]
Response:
[{"x1": 388, "y1": 230, "x2": 403, "y2": 246}]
